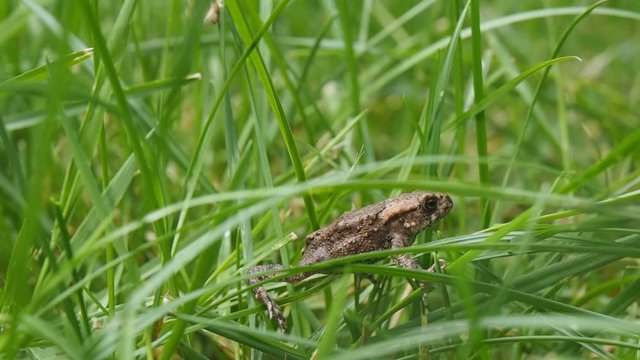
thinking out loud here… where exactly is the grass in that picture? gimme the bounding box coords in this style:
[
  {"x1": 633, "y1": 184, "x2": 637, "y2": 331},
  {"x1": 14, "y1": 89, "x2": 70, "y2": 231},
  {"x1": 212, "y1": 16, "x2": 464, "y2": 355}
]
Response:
[{"x1": 1, "y1": 0, "x2": 639, "y2": 359}]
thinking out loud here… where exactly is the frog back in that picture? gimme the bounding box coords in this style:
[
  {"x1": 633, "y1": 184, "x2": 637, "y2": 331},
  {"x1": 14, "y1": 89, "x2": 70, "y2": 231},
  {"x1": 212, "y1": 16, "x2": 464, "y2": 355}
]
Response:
[{"x1": 299, "y1": 202, "x2": 391, "y2": 266}]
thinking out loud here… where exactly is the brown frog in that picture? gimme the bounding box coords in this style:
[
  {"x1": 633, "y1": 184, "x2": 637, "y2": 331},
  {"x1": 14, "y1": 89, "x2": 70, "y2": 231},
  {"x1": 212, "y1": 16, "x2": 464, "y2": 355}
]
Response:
[{"x1": 247, "y1": 191, "x2": 453, "y2": 331}]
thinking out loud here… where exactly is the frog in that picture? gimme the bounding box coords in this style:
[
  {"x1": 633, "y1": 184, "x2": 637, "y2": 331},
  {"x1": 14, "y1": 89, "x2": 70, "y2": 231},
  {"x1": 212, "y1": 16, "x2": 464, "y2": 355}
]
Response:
[{"x1": 246, "y1": 191, "x2": 453, "y2": 331}]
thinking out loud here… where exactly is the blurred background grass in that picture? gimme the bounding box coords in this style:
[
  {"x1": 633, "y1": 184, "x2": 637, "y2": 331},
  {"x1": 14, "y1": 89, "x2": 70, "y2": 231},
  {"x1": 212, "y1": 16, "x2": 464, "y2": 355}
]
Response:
[{"x1": 1, "y1": 0, "x2": 639, "y2": 359}]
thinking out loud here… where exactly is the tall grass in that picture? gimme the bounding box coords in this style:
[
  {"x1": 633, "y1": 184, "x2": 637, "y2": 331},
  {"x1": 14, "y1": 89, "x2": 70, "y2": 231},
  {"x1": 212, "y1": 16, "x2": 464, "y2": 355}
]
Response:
[{"x1": 1, "y1": 0, "x2": 639, "y2": 359}]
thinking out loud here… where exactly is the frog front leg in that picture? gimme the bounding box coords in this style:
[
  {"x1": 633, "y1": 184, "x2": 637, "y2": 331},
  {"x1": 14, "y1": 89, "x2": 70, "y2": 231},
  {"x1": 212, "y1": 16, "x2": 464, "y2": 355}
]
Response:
[{"x1": 390, "y1": 234, "x2": 440, "y2": 288}]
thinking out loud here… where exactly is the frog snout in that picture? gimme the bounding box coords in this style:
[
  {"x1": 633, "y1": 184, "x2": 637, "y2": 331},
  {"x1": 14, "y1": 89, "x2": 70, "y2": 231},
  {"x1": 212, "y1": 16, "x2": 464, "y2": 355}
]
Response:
[{"x1": 439, "y1": 194, "x2": 453, "y2": 213}]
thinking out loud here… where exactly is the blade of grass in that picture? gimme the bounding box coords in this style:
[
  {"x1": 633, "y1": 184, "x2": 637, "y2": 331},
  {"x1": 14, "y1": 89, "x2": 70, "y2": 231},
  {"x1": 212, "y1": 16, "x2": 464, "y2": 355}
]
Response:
[
  {"x1": 444, "y1": 56, "x2": 580, "y2": 131},
  {"x1": 425, "y1": 0, "x2": 470, "y2": 177},
  {"x1": 560, "y1": 127, "x2": 640, "y2": 194},
  {"x1": 0, "y1": 48, "x2": 94, "y2": 95},
  {"x1": 0, "y1": 57, "x2": 60, "y2": 359},
  {"x1": 469, "y1": 0, "x2": 490, "y2": 229},
  {"x1": 155, "y1": 2, "x2": 297, "y2": 353},
  {"x1": 316, "y1": 274, "x2": 350, "y2": 358},
  {"x1": 366, "y1": 6, "x2": 640, "y2": 96},
  {"x1": 337, "y1": 0, "x2": 374, "y2": 163},
  {"x1": 226, "y1": 0, "x2": 318, "y2": 228},
  {"x1": 500, "y1": 0, "x2": 608, "y2": 193}
]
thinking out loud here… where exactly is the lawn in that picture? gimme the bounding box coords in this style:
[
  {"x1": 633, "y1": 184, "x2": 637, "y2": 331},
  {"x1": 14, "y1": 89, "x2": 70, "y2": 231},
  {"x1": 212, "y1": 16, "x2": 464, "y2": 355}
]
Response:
[{"x1": 1, "y1": 0, "x2": 639, "y2": 359}]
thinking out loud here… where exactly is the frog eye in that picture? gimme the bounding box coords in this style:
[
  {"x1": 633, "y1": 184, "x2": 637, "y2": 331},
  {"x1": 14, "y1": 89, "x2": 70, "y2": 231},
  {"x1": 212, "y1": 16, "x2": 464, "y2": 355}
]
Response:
[{"x1": 422, "y1": 198, "x2": 438, "y2": 212}]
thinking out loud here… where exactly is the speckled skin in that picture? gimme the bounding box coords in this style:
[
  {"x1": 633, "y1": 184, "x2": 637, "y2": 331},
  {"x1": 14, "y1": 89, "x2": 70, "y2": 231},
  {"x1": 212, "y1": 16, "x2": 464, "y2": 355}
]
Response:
[{"x1": 247, "y1": 191, "x2": 453, "y2": 331}]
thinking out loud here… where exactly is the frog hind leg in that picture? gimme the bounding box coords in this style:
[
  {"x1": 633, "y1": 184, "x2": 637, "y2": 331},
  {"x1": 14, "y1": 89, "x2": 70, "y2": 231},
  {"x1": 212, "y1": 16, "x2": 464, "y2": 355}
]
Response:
[{"x1": 246, "y1": 264, "x2": 288, "y2": 331}]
